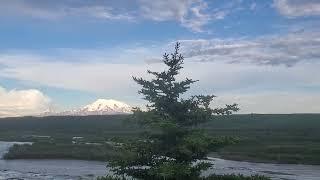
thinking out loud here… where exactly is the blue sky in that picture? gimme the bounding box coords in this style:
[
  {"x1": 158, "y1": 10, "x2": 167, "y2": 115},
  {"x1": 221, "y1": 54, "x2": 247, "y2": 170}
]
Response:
[{"x1": 0, "y1": 0, "x2": 320, "y2": 116}]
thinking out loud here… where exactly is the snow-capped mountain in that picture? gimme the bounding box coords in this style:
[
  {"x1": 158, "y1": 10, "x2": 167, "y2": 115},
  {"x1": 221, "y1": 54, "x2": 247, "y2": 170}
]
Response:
[
  {"x1": 81, "y1": 99, "x2": 132, "y2": 114},
  {"x1": 43, "y1": 99, "x2": 132, "y2": 116}
]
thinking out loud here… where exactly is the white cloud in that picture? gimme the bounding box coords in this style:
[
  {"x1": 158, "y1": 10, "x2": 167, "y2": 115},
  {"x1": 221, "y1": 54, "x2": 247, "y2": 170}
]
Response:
[
  {"x1": 215, "y1": 92, "x2": 320, "y2": 114},
  {"x1": 1, "y1": 51, "x2": 319, "y2": 93},
  {"x1": 0, "y1": 0, "x2": 231, "y2": 32},
  {"x1": 139, "y1": 0, "x2": 191, "y2": 21},
  {"x1": 178, "y1": 31, "x2": 320, "y2": 66},
  {"x1": 139, "y1": 0, "x2": 211, "y2": 32},
  {"x1": 0, "y1": 0, "x2": 135, "y2": 21},
  {"x1": 0, "y1": 32, "x2": 320, "y2": 113},
  {"x1": 0, "y1": 50, "x2": 320, "y2": 114},
  {"x1": 0, "y1": 86, "x2": 51, "y2": 117},
  {"x1": 0, "y1": 52, "x2": 149, "y2": 95},
  {"x1": 274, "y1": 0, "x2": 320, "y2": 18},
  {"x1": 138, "y1": 0, "x2": 231, "y2": 32},
  {"x1": 67, "y1": 6, "x2": 134, "y2": 21}
]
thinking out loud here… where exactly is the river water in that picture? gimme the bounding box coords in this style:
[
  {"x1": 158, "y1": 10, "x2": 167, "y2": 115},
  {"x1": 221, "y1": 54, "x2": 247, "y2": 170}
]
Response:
[{"x1": 1, "y1": 141, "x2": 320, "y2": 180}]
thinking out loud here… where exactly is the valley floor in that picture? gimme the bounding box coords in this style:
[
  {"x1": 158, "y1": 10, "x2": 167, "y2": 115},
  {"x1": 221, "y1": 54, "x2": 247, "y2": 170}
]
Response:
[{"x1": 0, "y1": 114, "x2": 319, "y2": 165}]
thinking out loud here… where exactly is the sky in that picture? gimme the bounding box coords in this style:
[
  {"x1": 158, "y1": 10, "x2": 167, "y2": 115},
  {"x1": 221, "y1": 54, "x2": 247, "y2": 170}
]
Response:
[{"x1": 0, "y1": 0, "x2": 320, "y2": 117}]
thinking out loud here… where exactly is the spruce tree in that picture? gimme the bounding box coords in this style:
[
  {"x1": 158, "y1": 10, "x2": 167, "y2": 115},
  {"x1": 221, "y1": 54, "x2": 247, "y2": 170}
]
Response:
[{"x1": 109, "y1": 42, "x2": 239, "y2": 180}]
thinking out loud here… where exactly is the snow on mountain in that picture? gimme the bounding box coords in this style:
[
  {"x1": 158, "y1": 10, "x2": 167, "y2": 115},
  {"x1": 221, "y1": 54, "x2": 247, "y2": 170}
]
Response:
[
  {"x1": 81, "y1": 99, "x2": 132, "y2": 114},
  {"x1": 43, "y1": 99, "x2": 132, "y2": 116}
]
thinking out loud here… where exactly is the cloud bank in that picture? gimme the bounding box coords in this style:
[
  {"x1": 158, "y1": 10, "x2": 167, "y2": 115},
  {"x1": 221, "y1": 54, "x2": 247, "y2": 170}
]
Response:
[
  {"x1": 274, "y1": 0, "x2": 320, "y2": 18},
  {"x1": 2, "y1": 1, "x2": 320, "y2": 32},
  {"x1": 0, "y1": 0, "x2": 135, "y2": 20},
  {"x1": 0, "y1": 86, "x2": 51, "y2": 117},
  {"x1": 215, "y1": 92, "x2": 320, "y2": 114},
  {"x1": 179, "y1": 32, "x2": 320, "y2": 66},
  {"x1": 0, "y1": 48, "x2": 320, "y2": 114},
  {"x1": 0, "y1": 0, "x2": 233, "y2": 32},
  {"x1": 139, "y1": 0, "x2": 212, "y2": 32},
  {"x1": 0, "y1": 30, "x2": 319, "y2": 114}
]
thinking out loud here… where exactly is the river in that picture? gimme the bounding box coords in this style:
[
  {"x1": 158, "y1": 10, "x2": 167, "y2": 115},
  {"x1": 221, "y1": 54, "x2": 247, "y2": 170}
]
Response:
[{"x1": 1, "y1": 141, "x2": 320, "y2": 180}]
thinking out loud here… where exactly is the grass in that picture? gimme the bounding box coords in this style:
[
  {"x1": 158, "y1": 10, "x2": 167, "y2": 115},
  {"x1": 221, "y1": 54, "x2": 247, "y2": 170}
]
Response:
[
  {"x1": 214, "y1": 141, "x2": 320, "y2": 164},
  {"x1": 203, "y1": 114, "x2": 320, "y2": 164},
  {"x1": 3, "y1": 142, "x2": 121, "y2": 161},
  {"x1": 0, "y1": 114, "x2": 320, "y2": 164}
]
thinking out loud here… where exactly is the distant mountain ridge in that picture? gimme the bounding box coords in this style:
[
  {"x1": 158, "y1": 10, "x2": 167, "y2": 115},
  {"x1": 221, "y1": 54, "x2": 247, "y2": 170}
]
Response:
[{"x1": 43, "y1": 99, "x2": 132, "y2": 116}]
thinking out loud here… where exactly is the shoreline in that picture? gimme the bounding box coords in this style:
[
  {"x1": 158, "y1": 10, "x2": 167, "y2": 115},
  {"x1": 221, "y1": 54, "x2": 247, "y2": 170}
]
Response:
[
  {"x1": 2, "y1": 142, "x2": 320, "y2": 180},
  {"x1": 2, "y1": 142, "x2": 320, "y2": 166}
]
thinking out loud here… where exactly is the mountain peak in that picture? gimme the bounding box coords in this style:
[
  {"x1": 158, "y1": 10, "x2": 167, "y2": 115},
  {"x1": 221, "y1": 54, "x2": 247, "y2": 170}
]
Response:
[
  {"x1": 43, "y1": 99, "x2": 132, "y2": 116},
  {"x1": 82, "y1": 99, "x2": 132, "y2": 113}
]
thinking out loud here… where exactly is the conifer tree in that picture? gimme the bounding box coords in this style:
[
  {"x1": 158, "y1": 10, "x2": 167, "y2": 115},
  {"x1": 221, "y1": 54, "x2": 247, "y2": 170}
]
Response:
[{"x1": 109, "y1": 42, "x2": 239, "y2": 180}]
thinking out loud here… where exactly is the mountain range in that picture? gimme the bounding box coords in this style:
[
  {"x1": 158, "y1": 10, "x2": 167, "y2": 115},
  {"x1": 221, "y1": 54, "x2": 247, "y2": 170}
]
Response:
[{"x1": 43, "y1": 99, "x2": 132, "y2": 116}]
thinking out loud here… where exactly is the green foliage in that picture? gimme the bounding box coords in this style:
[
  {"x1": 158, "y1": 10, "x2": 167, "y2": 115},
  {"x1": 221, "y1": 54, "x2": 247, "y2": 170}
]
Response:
[
  {"x1": 3, "y1": 142, "x2": 121, "y2": 161},
  {"x1": 108, "y1": 43, "x2": 239, "y2": 179},
  {"x1": 1, "y1": 114, "x2": 320, "y2": 165}
]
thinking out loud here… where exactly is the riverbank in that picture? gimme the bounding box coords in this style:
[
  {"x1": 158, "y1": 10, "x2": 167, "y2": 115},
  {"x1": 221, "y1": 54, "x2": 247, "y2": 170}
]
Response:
[
  {"x1": 3, "y1": 137, "x2": 320, "y2": 166},
  {"x1": 3, "y1": 142, "x2": 320, "y2": 180},
  {"x1": 213, "y1": 140, "x2": 320, "y2": 165},
  {"x1": 4, "y1": 140, "x2": 320, "y2": 166},
  {"x1": 1, "y1": 114, "x2": 320, "y2": 165},
  {"x1": 3, "y1": 142, "x2": 122, "y2": 161}
]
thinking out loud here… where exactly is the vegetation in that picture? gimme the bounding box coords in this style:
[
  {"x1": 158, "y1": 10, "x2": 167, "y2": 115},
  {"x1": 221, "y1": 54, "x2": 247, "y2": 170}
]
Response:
[
  {"x1": 0, "y1": 115, "x2": 136, "y2": 142},
  {"x1": 3, "y1": 142, "x2": 121, "y2": 161},
  {"x1": 1, "y1": 114, "x2": 320, "y2": 165},
  {"x1": 205, "y1": 114, "x2": 320, "y2": 165},
  {"x1": 107, "y1": 43, "x2": 239, "y2": 179}
]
